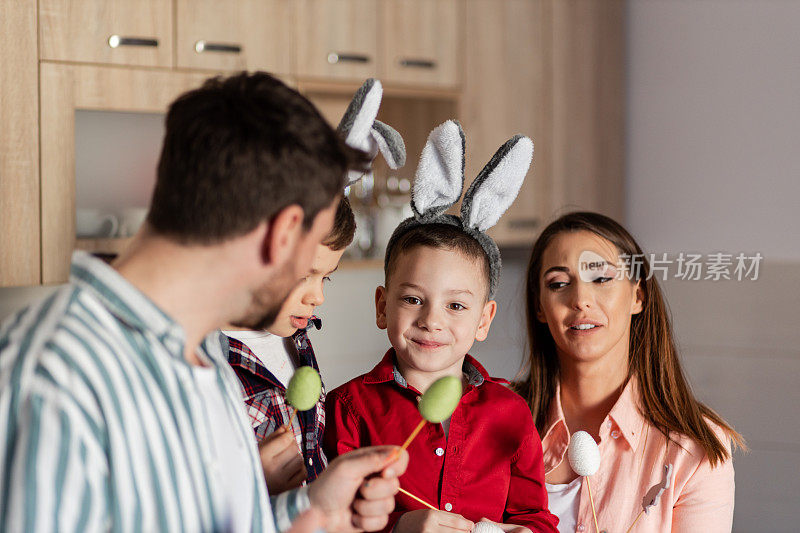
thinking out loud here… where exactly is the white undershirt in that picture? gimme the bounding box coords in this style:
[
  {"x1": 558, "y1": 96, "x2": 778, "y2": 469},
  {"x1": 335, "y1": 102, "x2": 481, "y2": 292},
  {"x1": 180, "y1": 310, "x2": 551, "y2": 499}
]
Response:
[
  {"x1": 193, "y1": 364, "x2": 257, "y2": 533},
  {"x1": 223, "y1": 330, "x2": 298, "y2": 386},
  {"x1": 546, "y1": 477, "x2": 582, "y2": 533}
]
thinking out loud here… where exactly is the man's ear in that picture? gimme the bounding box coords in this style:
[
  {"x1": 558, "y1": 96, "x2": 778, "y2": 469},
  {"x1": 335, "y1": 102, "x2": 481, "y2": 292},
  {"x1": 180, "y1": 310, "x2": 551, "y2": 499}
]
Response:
[
  {"x1": 375, "y1": 286, "x2": 388, "y2": 330},
  {"x1": 263, "y1": 204, "x2": 304, "y2": 267},
  {"x1": 631, "y1": 281, "x2": 644, "y2": 315},
  {"x1": 475, "y1": 300, "x2": 498, "y2": 342}
]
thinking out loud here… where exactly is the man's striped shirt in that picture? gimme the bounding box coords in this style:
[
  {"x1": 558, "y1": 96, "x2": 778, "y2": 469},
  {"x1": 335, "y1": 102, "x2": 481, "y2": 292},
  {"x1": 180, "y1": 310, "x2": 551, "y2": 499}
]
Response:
[{"x1": 0, "y1": 252, "x2": 306, "y2": 532}]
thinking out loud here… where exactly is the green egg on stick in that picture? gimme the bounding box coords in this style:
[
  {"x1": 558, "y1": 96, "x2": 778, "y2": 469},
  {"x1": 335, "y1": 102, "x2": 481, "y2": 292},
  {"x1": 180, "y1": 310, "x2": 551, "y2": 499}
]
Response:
[
  {"x1": 285, "y1": 366, "x2": 322, "y2": 426},
  {"x1": 389, "y1": 375, "x2": 463, "y2": 462},
  {"x1": 418, "y1": 376, "x2": 463, "y2": 423}
]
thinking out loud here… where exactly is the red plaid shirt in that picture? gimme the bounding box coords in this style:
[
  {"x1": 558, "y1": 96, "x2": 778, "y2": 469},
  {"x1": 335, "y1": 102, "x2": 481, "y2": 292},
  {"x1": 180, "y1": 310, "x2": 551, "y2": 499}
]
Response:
[
  {"x1": 226, "y1": 319, "x2": 327, "y2": 483},
  {"x1": 325, "y1": 349, "x2": 559, "y2": 532}
]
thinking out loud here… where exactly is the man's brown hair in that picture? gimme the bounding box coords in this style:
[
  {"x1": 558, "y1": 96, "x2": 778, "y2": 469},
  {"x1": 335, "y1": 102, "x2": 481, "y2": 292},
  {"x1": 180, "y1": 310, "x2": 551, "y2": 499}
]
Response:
[
  {"x1": 322, "y1": 196, "x2": 356, "y2": 251},
  {"x1": 384, "y1": 223, "x2": 491, "y2": 298},
  {"x1": 147, "y1": 71, "x2": 369, "y2": 243}
]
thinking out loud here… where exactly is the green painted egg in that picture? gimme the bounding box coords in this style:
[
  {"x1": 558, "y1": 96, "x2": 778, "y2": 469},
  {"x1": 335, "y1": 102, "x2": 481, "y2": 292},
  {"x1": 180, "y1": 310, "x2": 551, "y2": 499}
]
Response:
[
  {"x1": 286, "y1": 366, "x2": 322, "y2": 411},
  {"x1": 418, "y1": 376, "x2": 462, "y2": 423}
]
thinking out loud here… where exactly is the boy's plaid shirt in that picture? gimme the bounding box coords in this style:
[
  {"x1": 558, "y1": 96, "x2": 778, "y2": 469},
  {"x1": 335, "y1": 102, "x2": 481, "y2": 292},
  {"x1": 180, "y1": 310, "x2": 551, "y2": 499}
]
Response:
[{"x1": 226, "y1": 318, "x2": 327, "y2": 483}]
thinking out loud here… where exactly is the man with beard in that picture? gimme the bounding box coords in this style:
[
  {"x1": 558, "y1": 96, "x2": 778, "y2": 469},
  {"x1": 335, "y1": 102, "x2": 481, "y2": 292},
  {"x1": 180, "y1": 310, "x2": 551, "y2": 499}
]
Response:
[{"x1": 0, "y1": 73, "x2": 408, "y2": 533}]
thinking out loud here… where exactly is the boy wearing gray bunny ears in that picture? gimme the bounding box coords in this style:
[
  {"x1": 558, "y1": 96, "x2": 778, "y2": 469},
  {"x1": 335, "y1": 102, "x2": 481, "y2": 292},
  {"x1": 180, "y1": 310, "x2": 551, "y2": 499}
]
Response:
[{"x1": 324, "y1": 121, "x2": 559, "y2": 533}]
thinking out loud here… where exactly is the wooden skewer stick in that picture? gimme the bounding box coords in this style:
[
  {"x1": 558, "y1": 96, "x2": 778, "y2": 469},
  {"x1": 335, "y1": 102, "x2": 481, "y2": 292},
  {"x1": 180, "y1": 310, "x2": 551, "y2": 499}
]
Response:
[
  {"x1": 585, "y1": 476, "x2": 601, "y2": 533},
  {"x1": 386, "y1": 419, "x2": 427, "y2": 464},
  {"x1": 398, "y1": 487, "x2": 437, "y2": 510},
  {"x1": 282, "y1": 407, "x2": 299, "y2": 431},
  {"x1": 624, "y1": 510, "x2": 645, "y2": 533}
]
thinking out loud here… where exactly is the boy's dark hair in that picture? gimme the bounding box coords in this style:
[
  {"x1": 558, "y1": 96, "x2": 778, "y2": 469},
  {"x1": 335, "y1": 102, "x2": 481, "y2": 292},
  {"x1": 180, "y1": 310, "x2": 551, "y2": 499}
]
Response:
[
  {"x1": 322, "y1": 196, "x2": 356, "y2": 251},
  {"x1": 148, "y1": 71, "x2": 369, "y2": 243},
  {"x1": 384, "y1": 223, "x2": 491, "y2": 298}
]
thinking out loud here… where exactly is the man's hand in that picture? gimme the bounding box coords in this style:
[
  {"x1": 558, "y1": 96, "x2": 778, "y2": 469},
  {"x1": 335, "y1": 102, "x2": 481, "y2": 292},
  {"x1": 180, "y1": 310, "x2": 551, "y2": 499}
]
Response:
[
  {"x1": 287, "y1": 508, "x2": 326, "y2": 533},
  {"x1": 307, "y1": 445, "x2": 409, "y2": 532},
  {"x1": 259, "y1": 426, "x2": 306, "y2": 494},
  {"x1": 394, "y1": 509, "x2": 474, "y2": 533}
]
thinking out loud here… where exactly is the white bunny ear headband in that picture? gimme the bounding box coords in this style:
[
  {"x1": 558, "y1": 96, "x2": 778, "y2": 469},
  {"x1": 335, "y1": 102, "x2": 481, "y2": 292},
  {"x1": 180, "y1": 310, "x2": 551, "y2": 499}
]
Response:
[
  {"x1": 384, "y1": 120, "x2": 533, "y2": 298},
  {"x1": 337, "y1": 78, "x2": 406, "y2": 186}
]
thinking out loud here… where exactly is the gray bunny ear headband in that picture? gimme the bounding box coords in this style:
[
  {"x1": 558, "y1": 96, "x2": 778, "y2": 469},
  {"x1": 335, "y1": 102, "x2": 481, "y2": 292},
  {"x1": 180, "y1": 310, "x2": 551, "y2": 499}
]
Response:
[
  {"x1": 337, "y1": 78, "x2": 406, "y2": 186},
  {"x1": 384, "y1": 120, "x2": 533, "y2": 298}
]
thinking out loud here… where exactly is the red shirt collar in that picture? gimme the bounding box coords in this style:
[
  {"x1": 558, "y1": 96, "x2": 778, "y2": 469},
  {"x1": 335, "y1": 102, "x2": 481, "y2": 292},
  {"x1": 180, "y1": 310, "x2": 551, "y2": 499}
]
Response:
[{"x1": 362, "y1": 348, "x2": 505, "y2": 392}]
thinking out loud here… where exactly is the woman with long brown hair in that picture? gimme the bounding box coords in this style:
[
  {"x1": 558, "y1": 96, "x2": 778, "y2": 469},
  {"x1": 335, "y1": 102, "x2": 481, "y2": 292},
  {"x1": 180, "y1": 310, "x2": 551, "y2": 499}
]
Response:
[{"x1": 516, "y1": 212, "x2": 743, "y2": 532}]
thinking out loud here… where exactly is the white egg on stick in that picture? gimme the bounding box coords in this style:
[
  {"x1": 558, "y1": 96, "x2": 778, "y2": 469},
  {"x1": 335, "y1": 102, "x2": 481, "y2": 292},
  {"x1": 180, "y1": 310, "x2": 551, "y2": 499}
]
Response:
[
  {"x1": 473, "y1": 522, "x2": 505, "y2": 533},
  {"x1": 568, "y1": 431, "x2": 602, "y2": 533},
  {"x1": 568, "y1": 430, "x2": 601, "y2": 476}
]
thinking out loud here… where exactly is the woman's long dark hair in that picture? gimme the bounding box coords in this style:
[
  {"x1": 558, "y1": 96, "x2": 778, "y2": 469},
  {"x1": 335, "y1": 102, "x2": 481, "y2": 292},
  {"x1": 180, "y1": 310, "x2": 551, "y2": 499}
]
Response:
[{"x1": 515, "y1": 212, "x2": 744, "y2": 466}]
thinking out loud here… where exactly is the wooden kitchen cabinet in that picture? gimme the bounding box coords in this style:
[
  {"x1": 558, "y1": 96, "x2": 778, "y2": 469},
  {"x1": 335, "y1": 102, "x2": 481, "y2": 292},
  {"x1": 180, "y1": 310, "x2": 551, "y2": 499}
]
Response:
[
  {"x1": 39, "y1": 64, "x2": 214, "y2": 283},
  {"x1": 462, "y1": 0, "x2": 624, "y2": 246},
  {"x1": 295, "y1": 0, "x2": 379, "y2": 82},
  {"x1": 0, "y1": 2, "x2": 40, "y2": 286},
  {"x1": 548, "y1": 0, "x2": 625, "y2": 223},
  {"x1": 1, "y1": 0, "x2": 624, "y2": 286},
  {"x1": 39, "y1": 0, "x2": 173, "y2": 68},
  {"x1": 462, "y1": 0, "x2": 548, "y2": 246},
  {"x1": 175, "y1": 0, "x2": 294, "y2": 74},
  {"x1": 381, "y1": 0, "x2": 461, "y2": 89}
]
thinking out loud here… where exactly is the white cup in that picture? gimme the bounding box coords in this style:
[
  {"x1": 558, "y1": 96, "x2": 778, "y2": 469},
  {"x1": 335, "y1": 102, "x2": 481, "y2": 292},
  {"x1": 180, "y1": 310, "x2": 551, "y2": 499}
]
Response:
[
  {"x1": 76, "y1": 209, "x2": 119, "y2": 238},
  {"x1": 118, "y1": 207, "x2": 149, "y2": 238}
]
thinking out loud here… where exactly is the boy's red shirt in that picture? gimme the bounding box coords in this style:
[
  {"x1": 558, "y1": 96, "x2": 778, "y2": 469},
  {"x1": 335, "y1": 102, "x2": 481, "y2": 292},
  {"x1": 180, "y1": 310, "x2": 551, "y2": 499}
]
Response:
[{"x1": 324, "y1": 350, "x2": 559, "y2": 532}]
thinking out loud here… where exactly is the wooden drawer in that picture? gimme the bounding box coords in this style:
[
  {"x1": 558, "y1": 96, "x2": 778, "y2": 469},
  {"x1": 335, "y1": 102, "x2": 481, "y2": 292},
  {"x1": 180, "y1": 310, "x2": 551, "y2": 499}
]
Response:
[
  {"x1": 39, "y1": 0, "x2": 172, "y2": 68},
  {"x1": 295, "y1": 0, "x2": 378, "y2": 81},
  {"x1": 381, "y1": 0, "x2": 461, "y2": 88},
  {"x1": 175, "y1": 0, "x2": 294, "y2": 74}
]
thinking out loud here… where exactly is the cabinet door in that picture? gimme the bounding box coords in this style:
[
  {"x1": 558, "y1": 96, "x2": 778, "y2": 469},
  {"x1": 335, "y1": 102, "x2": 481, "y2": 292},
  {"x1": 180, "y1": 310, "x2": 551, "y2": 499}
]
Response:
[
  {"x1": 462, "y1": 0, "x2": 548, "y2": 245},
  {"x1": 549, "y1": 0, "x2": 625, "y2": 220},
  {"x1": 39, "y1": 64, "x2": 213, "y2": 283},
  {"x1": 1, "y1": 1, "x2": 40, "y2": 286},
  {"x1": 295, "y1": 0, "x2": 378, "y2": 81},
  {"x1": 176, "y1": 0, "x2": 294, "y2": 74},
  {"x1": 381, "y1": 0, "x2": 461, "y2": 88},
  {"x1": 39, "y1": 0, "x2": 172, "y2": 68}
]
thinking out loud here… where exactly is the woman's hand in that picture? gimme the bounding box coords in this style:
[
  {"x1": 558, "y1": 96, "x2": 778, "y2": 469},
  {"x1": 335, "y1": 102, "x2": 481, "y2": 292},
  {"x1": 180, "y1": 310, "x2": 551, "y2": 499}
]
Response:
[
  {"x1": 395, "y1": 509, "x2": 474, "y2": 533},
  {"x1": 258, "y1": 426, "x2": 306, "y2": 494}
]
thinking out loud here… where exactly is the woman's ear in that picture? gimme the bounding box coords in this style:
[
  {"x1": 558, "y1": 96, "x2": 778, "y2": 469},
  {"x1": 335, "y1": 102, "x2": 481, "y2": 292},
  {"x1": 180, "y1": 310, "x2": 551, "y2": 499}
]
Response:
[
  {"x1": 475, "y1": 300, "x2": 498, "y2": 342},
  {"x1": 375, "y1": 286, "x2": 388, "y2": 329},
  {"x1": 536, "y1": 304, "x2": 548, "y2": 324},
  {"x1": 631, "y1": 281, "x2": 645, "y2": 315}
]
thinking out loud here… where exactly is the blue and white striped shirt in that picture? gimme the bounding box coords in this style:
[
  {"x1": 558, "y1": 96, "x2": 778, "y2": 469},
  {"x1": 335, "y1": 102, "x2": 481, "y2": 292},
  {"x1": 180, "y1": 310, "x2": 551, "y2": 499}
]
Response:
[{"x1": 0, "y1": 252, "x2": 306, "y2": 532}]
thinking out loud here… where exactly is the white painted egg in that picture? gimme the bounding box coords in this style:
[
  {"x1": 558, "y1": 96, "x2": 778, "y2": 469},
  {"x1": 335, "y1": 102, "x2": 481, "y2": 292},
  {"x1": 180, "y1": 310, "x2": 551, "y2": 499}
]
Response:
[
  {"x1": 473, "y1": 522, "x2": 505, "y2": 533},
  {"x1": 567, "y1": 430, "x2": 601, "y2": 476}
]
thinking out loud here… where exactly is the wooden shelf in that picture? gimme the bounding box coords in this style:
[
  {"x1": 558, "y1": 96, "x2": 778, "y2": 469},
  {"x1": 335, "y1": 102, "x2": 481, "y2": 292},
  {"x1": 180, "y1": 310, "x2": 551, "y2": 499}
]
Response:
[{"x1": 75, "y1": 237, "x2": 132, "y2": 256}]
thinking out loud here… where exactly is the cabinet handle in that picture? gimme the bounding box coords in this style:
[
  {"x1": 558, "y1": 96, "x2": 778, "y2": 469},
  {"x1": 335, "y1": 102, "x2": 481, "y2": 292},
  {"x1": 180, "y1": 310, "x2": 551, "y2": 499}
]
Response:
[
  {"x1": 107, "y1": 35, "x2": 158, "y2": 49},
  {"x1": 327, "y1": 52, "x2": 370, "y2": 64},
  {"x1": 508, "y1": 218, "x2": 539, "y2": 230},
  {"x1": 195, "y1": 41, "x2": 242, "y2": 54},
  {"x1": 398, "y1": 58, "x2": 437, "y2": 69}
]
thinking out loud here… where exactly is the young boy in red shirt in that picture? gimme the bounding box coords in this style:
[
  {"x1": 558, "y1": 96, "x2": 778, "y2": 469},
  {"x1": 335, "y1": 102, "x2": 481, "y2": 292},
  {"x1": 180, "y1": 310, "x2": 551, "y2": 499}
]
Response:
[{"x1": 324, "y1": 121, "x2": 558, "y2": 533}]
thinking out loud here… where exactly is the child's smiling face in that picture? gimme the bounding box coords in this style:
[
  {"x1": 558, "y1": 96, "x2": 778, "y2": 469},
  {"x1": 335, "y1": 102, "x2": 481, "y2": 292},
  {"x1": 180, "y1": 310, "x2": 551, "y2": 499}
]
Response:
[
  {"x1": 376, "y1": 245, "x2": 497, "y2": 388},
  {"x1": 268, "y1": 243, "x2": 345, "y2": 337}
]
